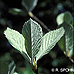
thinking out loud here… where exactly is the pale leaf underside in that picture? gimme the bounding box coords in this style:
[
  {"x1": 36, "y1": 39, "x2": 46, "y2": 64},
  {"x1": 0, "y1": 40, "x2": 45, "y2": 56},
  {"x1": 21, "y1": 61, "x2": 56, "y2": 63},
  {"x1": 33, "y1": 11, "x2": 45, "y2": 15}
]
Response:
[
  {"x1": 36, "y1": 27, "x2": 65, "y2": 61},
  {"x1": 22, "y1": 19, "x2": 43, "y2": 63},
  {"x1": 22, "y1": 0, "x2": 38, "y2": 12},
  {"x1": 4, "y1": 27, "x2": 31, "y2": 62}
]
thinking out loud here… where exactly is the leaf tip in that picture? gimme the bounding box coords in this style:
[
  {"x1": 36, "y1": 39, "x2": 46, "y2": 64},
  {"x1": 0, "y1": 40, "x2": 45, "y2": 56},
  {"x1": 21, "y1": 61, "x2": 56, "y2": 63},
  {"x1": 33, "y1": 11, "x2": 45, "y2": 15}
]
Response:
[
  {"x1": 4, "y1": 27, "x2": 10, "y2": 35},
  {"x1": 29, "y1": 18, "x2": 33, "y2": 21}
]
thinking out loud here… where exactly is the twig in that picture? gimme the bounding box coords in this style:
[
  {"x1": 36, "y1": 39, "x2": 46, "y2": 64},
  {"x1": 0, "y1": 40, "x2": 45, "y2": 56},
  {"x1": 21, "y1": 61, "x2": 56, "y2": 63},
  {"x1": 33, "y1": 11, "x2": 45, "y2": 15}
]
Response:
[
  {"x1": 64, "y1": 51, "x2": 74, "y2": 64},
  {"x1": 34, "y1": 68, "x2": 38, "y2": 74},
  {"x1": 67, "y1": 56, "x2": 74, "y2": 64},
  {"x1": 30, "y1": 58, "x2": 38, "y2": 74},
  {"x1": 28, "y1": 12, "x2": 50, "y2": 32}
]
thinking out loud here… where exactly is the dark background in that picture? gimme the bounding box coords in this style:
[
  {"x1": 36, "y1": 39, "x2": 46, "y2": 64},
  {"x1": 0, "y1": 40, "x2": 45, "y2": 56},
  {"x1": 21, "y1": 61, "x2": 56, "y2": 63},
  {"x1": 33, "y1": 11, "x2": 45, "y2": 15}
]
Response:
[{"x1": 0, "y1": 0, "x2": 73, "y2": 74}]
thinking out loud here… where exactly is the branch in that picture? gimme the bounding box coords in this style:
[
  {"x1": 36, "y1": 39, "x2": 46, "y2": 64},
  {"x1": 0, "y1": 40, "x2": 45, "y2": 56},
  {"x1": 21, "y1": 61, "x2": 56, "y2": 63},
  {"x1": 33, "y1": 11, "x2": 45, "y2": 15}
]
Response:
[
  {"x1": 64, "y1": 51, "x2": 74, "y2": 64},
  {"x1": 28, "y1": 12, "x2": 50, "y2": 32}
]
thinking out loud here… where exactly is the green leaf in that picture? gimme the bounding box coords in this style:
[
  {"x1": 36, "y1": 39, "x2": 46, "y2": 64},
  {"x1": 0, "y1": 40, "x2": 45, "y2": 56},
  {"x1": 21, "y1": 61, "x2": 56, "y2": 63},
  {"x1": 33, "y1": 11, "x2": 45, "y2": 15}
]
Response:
[
  {"x1": 56, "y1": 11, "x2": 73, "y2": 58},
  {"x1": 58, "y1": 36, "x2": 65, "y2": 51},
  {"x1": 57, "y1": 11, "x2": 73, "y2": 57},
  {"x1": 0, "y1": 60, "x2": 9, "y2": 74},
  {"x1": 64, "y1": 24, "x2": 73, "y2": 57},
  {"x1": 4, "y1": 27, "x2": 31, "y2": 62},
  {"x1": 57, "y1": 11, "x2": 73, "y2": 26},
  {"x1": 36, "y1": 27, "x2": 65, "y2": 61},
  {"x1": 58, "y1": 24, "x2": 73, "y2": 57},
  {"x1": 9, "y1": 8, "x2": 27, "y2": 16},
  {"x1": 22, "y1": 18, "x2": 43, "y2": 63},
  {"x1": 64, "y1": 12, "x2": 73, "y2": 25},
  {"x1": 56, "y1": 13, "x2": 64, "y2": 25},
  {"x1": 22, "y1": 0, "x2": 38, "y2": 12}
]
